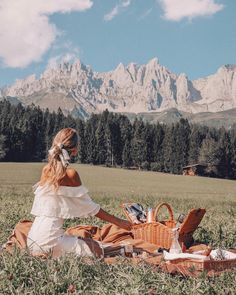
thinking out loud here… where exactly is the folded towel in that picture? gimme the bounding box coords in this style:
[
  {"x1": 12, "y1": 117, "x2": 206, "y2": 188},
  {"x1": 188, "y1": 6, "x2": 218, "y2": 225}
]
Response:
[
  {"x1": 164, "y1": 249, "x2": 236, "y2": 261},
  {"x1": 163, "y1": 251, "x2": 210, "y2": 261}
]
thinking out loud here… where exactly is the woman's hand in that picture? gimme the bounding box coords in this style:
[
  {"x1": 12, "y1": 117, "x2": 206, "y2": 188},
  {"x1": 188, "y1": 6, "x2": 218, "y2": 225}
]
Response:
[
  {"x1": 116, "y1": 219, "x2": 132, "y2": 231},
  {"x1": 95, "y1": 208, "x2": 132, "y2": 231}
]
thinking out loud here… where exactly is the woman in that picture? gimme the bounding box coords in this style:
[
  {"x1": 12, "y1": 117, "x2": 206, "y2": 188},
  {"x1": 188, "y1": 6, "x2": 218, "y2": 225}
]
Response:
[{"x1": 27, "y1": 128, "x2": 131, "y2": 258}]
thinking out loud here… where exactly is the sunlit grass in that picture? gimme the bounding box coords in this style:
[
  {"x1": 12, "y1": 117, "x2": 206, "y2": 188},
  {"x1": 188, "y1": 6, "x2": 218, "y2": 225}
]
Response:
[{"x1": 0, "y1": 163, "x2": 236, "y2": 294}]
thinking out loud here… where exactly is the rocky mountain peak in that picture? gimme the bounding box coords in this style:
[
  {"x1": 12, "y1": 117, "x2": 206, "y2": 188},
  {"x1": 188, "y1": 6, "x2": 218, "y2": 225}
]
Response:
[
  {"x1": 147, "y1": 57, "x2": 159, "y2": 67},
  {"x1": 1, "y1": 59, "x2": 236, "y2": 118}
]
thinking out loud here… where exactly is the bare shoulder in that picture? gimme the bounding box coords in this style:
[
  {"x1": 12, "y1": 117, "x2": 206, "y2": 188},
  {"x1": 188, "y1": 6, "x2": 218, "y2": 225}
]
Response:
[{"x1": 64, "y1": 168, "x2": 82, "y2": 186}]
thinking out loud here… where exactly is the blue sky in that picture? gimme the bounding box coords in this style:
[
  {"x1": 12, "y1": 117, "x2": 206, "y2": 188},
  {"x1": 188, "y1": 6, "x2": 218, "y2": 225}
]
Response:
[{"x1": 0, "y1": 0, "x2": 235, "y2": 87}]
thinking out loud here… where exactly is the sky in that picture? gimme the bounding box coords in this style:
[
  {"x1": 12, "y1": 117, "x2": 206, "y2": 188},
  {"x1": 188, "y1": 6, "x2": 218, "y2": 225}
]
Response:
[{"x1": 0, "y1": 0, "x2": 235, "y2": 87}]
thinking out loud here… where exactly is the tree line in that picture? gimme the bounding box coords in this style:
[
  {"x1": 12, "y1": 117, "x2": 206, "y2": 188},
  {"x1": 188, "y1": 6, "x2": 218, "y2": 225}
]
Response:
[{"x1": 0, "y1": 100, "x2": 235, "y2": 179}]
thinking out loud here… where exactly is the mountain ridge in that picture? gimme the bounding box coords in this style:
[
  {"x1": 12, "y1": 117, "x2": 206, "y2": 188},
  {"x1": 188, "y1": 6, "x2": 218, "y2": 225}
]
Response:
[{"x1": 1, "y1": 58, "x2": 236, "y2": 119}]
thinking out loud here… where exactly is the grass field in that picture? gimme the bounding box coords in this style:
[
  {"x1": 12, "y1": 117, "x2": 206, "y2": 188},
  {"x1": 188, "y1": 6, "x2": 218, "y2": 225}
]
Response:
[{"x1": 0, "y1": 163, "x2": 236, "y2": 294}]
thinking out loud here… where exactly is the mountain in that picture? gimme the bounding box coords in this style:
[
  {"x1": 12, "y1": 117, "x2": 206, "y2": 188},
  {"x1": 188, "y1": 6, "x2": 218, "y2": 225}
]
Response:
[
  {"x1": 1, "y1": 58, "x2": 236, "y2": 119},
  {"x1": 125, "y1": 108, "x2": 236, "y2": 129}
]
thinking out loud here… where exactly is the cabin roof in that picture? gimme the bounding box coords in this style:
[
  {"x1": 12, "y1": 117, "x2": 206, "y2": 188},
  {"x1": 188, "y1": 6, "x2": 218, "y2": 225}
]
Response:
[{"x1": 182, "y1": 164, "x2": 207, "y2": 169}]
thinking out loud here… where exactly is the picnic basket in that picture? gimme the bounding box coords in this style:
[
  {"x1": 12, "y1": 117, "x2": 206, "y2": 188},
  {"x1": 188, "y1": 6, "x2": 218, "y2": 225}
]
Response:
[
  {"x1": 122, "y1": 202, "x2": 206, "y2": 249},
  {"x1": 161, "y1": 250, "x2": 236, "y2": 277}
]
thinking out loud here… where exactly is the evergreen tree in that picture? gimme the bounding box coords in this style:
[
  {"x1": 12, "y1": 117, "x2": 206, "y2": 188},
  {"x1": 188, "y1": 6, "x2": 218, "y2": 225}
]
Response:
[
  {"x1": 77, "y1": 119, "x2": 86, "y2": 163},
  {"x1": 84, "y1": 114, "x2": 98, "y2": 164},
  {"x1": 106, "y1": 113, "x2": 122, "y2": 166},
  {"x1": 53, "y1": 108, "x2": 66, "y2": 133},
  {"x1": 0, "y1": 99, "x2": 235, "y2": 179},
  {"x1": 198, "y1": 134, "x2": 219, "y2": 165},
  {"x1": 163, "y1": 124, "x2": 176, "y2": 173},
  {"x1": 173, "y1": 118, "x2": 191, "y2": 173},
  {"x1": 0, "y1": 134, "x2": 7, "y2": 160},
  {"x1": 44, "y1": 110, "x2": 57, "y2": 157},
  {"x1": 198, "y1": 133, "x2": 224, "y2": 177},
  {"x1": 145, "y1": 123, "x2": 154, "y2": 164},
  {"x1": 119, "y1": 115, "x2": 133, "y2": 167},
  {"x1": 131, "y1": 119, "x2": 147, "y2": 169},
  {"x1": 95, "y1": 116, "x2": 107, "y2": 165},
  {"x1": 150, "y1": 123, "x2": 165, "y2": 171},
  {"x1": 230, "y1": 130, "x2": 236, "y2": 179},
  {"x1": 216, "y1": 128, "x2": 232, "y2": 178},
  {"x1": 188, "y1": 125, "x2": 206, "y2": 164}
]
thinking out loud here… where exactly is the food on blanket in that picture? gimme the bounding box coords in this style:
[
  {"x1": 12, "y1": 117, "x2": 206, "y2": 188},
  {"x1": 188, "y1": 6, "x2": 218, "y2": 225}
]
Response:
[
  {"x1": 189, "y1": 246, "x2": 212, "y2": 256},
  {"x1": 169, "y1": 228, "x2": 182, "y2": 254},
  {"x1": 202, "y1": 246, "x2": 212, "y2": 256},
  {"x1": 187, "y1": 244, "x2": 210, "y2": 253}
]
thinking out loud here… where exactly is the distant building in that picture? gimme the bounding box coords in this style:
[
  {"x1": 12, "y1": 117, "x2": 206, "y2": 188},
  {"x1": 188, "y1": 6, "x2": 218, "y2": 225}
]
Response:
[
  {"x1": 182, "y1": 164, "x2": 207, "y2": 176},
  {"x1": 182, "y1": 163, "x2": 231, "y2": 179}
]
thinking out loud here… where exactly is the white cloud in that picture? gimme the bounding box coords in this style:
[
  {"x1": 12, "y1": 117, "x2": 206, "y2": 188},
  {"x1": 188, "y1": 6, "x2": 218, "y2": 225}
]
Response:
[
  {"x1": 104, "y1": 0, "x2": 131, "y2": 21},
  {"x1": 122, "y1": 0, "x2": 132, "y2": 8},
  {"x1": 47, "y1": 53, "x2": 77, "y2": 69},
  {"x1": 104, "y1": 6, "x2": 119, "y2": 21},
  {"x1": 0, "y1": 0, "x2": 93, "y2": 68},
  {"x1": 138, "y1": 8, "x2": 153, "y2": 20},
  {"x1": 158, "y1": 0, "x2": 224, "y2": 22},
  {"x1": 47, "y1": 44, "x2": 80, "y2": 69}
]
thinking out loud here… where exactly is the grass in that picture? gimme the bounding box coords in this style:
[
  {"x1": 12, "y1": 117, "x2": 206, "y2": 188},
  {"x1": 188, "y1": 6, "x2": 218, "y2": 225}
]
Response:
[{"x1": 0, "y1": 163, "x2": 236, "y2": 294}]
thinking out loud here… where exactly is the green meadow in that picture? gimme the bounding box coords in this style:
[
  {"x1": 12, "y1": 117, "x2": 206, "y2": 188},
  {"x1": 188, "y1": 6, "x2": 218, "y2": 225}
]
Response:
[{"x1": 0, "y1": 163, "x2": 236, "y2": 294}]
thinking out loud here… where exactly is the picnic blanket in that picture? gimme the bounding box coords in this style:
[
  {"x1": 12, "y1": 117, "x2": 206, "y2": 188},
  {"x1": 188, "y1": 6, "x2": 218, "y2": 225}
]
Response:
[
  {"x1": 4, "y1": 220, "x2": 158, "y2": 255},
  {"x1": 3, "y1": 220, "x2": 236, "y2": 278}
]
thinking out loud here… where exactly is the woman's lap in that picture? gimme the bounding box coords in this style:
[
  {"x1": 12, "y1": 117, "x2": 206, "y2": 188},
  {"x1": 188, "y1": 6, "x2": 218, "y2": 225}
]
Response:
[{"x1": 28, "y1": 235, "x2": 102, "y2": 258}]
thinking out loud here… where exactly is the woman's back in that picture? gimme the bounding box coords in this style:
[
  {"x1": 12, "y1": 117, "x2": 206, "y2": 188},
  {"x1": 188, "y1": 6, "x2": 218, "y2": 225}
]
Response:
[{"x1": 27, "y1": 166, "x2": 100, "y2": 257}]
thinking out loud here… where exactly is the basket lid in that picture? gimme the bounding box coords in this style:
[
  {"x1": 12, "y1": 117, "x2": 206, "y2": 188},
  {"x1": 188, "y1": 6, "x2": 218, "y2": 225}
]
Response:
[{"x1": 179, "y1": 208, "x2": 206, "y2": 234}]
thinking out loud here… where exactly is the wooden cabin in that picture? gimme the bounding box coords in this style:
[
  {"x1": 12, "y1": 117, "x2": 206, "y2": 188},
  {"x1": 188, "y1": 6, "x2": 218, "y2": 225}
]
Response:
[{"x1": 182, "y1": 164, "x2": 207, "y2": 176}]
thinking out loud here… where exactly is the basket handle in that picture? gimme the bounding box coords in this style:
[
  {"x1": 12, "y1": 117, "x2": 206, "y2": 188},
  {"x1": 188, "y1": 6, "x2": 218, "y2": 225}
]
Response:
[{"x1": 154, "y1": 202, "x2": 174, "y2": 222}]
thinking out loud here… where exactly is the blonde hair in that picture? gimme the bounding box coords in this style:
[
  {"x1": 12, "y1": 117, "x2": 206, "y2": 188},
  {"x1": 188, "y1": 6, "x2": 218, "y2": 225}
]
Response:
[{"x1": 39, "y1": 128, "x2": 78, "y2": 190}]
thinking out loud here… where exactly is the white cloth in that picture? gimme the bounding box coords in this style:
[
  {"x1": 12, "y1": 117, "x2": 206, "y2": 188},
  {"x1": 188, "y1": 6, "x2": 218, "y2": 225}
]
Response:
[
  {"x1": 163, "y1": 251, "x2": 210, "y2": 261},
  {"x1": 210, "y1": 249, "x2": 236, "y2": 260},
  {"x1": 27, "y1": 183, "x2": 101, "y2": 258},
  {"x1": 163, "y1": 249, "x2": 236, "y2": 261},
  {"x1": 31, "y1": 183, "x2": 100, "y2": 218}
]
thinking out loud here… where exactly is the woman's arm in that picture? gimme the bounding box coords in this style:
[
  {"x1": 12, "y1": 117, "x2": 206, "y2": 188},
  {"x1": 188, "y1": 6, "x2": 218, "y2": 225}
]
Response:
[{"x1": 95, "y1": 208, "x2": 132, "y2": 231}]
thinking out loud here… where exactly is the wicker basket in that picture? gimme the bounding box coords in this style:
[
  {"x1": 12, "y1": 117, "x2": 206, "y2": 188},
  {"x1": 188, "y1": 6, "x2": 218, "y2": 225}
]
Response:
[
  {"x1": 161, "y1": 251, "x2": 236, "y2": 277},
  {"x1": 122, "y1": 202, "x2": 206, "y2": 249}
]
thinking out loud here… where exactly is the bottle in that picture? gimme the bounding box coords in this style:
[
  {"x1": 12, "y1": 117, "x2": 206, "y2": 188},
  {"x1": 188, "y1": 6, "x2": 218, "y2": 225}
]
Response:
[
  {"x1": 176, "y1": 213, "x2": 186, "y2": 228},
  {"x1": 169, "y1": 228, "x2": 182, "y2": 254},
  {"x1": 147, "y1": 208, "x2": 153, "y2": 223}
]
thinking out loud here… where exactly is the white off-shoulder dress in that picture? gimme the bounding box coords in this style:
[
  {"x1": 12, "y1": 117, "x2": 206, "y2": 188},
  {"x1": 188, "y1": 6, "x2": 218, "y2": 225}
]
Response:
[{"x1": 27, "y1": 183, "x2": 100, "y2": 258}]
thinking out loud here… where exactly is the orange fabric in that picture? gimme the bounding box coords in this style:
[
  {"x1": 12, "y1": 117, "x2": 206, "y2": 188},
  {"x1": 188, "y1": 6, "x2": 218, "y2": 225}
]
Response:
[
  {"x1": 4, "y1": 220, "x2": 236, "y2": 277},
  {"x1": 4, "y1": 220, "x2": 32, "y2": 253},
  {"x1": 4, "y1": 220, "x2": 158, "y2": 255},
  {"x1": 66, "y1": 223, "x2": 133, "y2": 243},
  {"x1": 66, "y1": 223, "x2": 158, "y2": 253}
]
